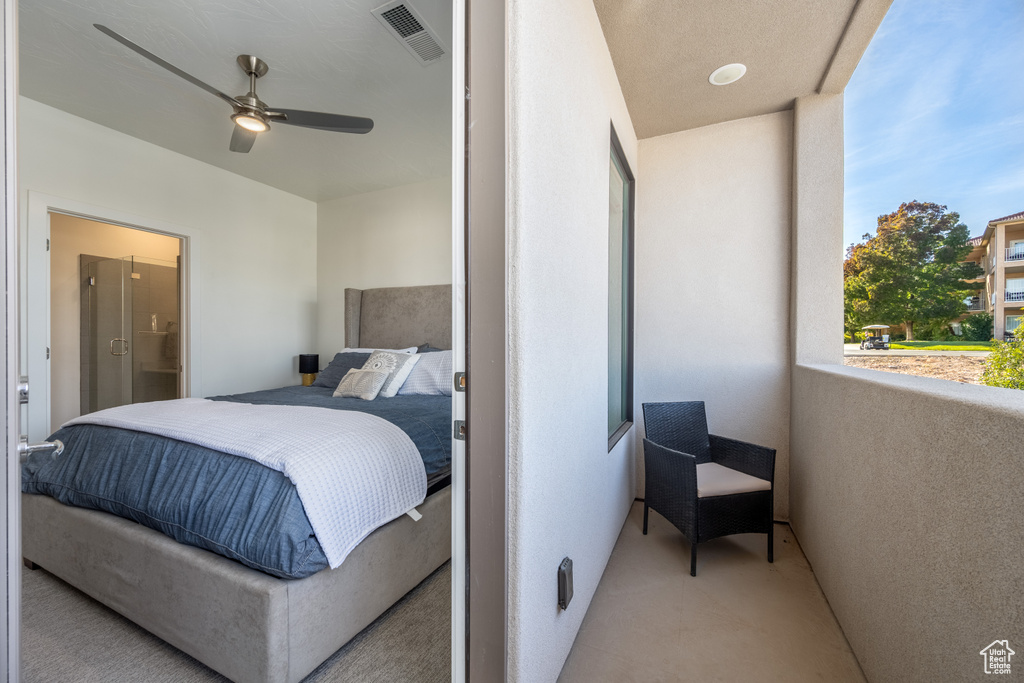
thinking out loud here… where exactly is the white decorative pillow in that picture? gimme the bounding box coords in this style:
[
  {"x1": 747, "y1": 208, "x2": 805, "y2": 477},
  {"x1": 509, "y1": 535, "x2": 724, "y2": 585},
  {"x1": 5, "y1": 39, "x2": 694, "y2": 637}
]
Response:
[
  {"x1": 398, "y1": 350, "x2": 454, "y2": 396},
  {"x1": 361, "y1": 351, "x2": 421, "y2": 398},
  {"x1": 342, "y1": 347, "x2": 416, "y2": 354},
  {"x1": 332, "y1": 369, "x2": 389, "y2": 400}
]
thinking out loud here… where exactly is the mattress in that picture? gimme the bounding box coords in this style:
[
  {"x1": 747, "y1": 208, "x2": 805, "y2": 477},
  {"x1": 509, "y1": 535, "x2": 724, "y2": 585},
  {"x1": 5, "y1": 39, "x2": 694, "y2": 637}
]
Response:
[{"x1": 22, "y1": 386, "x2": 451, "y2": 579}]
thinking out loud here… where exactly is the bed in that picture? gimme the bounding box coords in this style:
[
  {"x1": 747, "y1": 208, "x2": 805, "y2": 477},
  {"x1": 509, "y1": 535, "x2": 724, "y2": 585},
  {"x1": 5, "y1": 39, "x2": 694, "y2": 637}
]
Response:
[{"x1": 21, "y1": 284, "x2": 454, "y2": 683}]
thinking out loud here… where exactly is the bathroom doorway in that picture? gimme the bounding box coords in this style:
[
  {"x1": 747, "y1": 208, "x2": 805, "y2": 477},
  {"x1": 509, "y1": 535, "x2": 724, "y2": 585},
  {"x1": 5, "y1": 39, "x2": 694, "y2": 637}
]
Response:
[
  {"x1": 80, "y1": 254, "x2": 181, "y2": 413},
  {"x1": 49, "y1": 213, "x2": 182, "y2": 430}
]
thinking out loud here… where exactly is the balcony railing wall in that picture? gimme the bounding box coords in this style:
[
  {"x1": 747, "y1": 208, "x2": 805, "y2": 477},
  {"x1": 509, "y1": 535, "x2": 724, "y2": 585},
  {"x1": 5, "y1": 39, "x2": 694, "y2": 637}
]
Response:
[
  {"x1": 1006, "y1": 246, "x2": 1024, "y2": 262},
  {"x1": 1006, "y1": 291, "x2": 1024, "y2": 302},
  {"x1": 791, "y1": 364, "x2": 1024, "y2": 683}
]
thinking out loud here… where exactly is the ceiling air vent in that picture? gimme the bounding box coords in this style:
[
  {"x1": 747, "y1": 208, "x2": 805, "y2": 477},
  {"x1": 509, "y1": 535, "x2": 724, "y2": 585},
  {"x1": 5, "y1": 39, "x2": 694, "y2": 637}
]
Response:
[{"x1": 372, "y1": 1, "x2": 448, "y2": 66}]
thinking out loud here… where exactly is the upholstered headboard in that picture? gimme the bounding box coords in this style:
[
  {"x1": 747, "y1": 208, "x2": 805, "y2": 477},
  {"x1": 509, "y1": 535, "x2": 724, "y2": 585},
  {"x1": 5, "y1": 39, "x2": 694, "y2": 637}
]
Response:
[{"x1": 344, "y1": 285, "x2": 452, "y2": 351}]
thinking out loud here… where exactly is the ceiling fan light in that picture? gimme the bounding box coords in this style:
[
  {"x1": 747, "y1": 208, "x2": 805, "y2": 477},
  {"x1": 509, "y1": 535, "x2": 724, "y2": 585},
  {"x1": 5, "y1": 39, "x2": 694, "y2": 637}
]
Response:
[{"x1": 233, "y1": 112, "x2": 268, "y2": 132}]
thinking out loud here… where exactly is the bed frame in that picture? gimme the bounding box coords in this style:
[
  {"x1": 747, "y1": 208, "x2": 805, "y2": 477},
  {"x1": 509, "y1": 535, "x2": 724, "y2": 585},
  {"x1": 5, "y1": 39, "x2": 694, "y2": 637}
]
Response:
[{"x1": 22, "y1": 283, "x2": 454, "y2": 683}]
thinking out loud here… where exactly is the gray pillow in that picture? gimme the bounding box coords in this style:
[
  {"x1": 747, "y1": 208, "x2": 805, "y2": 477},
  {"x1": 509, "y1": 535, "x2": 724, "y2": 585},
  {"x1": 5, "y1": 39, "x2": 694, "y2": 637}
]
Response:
[
  {"x1": 417, "y1": 343, "x2": 445, "y2": 353},
  {"x1": 332, "y1": 369, "x2": 388, "y2": 400},
  {"x1": 312, "y1": 352, "x2": 371, "y2": 388},
  {"x1": 362, "y1": 351, "x2": 421, "y2": 398}
]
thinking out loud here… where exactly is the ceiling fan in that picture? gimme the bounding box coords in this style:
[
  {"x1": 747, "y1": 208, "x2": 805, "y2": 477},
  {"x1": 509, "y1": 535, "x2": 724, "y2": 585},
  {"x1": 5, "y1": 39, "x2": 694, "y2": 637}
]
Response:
[{"x1": 94, "y1": 24, "x2": 374, "y2": 153}]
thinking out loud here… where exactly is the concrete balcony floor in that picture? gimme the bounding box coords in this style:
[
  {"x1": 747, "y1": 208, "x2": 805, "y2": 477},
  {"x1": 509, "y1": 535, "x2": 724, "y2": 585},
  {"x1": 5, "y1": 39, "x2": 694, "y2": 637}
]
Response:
[{"x1": 558, "y1": 502, "x2": 865, "y2": 682}]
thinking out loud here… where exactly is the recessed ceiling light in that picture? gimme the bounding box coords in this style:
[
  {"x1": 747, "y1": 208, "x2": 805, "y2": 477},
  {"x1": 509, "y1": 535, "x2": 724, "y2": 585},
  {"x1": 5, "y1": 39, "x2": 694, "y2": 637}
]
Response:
[{"x1": 709, "y1": 63, "x2": 747, "y2": 86}]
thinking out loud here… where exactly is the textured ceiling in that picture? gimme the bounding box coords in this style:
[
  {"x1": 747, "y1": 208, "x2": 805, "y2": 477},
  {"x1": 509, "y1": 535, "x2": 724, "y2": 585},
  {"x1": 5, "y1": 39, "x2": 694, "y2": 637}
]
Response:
[
  {"x1": 20, "y1": 0, "x2": 452, "y2": 202},
  {"x1": 592, "y1": 0, "x2": 858, "y2": 139}
]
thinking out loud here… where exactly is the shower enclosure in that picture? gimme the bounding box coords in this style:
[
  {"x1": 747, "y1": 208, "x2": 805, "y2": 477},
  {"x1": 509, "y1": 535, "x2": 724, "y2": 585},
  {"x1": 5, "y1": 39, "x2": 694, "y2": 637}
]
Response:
[{"x1": 80, "y1": 255, "x2": 180, "y2": 414}]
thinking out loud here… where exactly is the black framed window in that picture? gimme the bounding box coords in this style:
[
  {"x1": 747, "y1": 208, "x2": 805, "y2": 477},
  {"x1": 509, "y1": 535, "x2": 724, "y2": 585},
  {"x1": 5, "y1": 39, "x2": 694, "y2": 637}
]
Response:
[{"x1": 608, "y1": 125, "x2": 634, "y2": 449}]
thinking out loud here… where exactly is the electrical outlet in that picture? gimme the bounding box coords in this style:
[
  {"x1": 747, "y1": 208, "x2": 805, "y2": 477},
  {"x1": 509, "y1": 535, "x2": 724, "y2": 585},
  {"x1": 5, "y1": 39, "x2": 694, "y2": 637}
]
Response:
[{"x1": 558, "y1": 557, "x2": 573, "y2": 610}]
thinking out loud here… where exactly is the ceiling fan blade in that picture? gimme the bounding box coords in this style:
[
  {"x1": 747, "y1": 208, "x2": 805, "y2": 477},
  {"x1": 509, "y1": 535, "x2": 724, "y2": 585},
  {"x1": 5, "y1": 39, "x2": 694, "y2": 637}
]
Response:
[
  {"x1": 94, "y1": 24, "x2": 242, "y2": 109},
  {"x1": 270, "y1": 109, "x2": 374, "y2": 134},
  {"x1": 229, "y1": 126, "x2": 258, "y2": 153}
]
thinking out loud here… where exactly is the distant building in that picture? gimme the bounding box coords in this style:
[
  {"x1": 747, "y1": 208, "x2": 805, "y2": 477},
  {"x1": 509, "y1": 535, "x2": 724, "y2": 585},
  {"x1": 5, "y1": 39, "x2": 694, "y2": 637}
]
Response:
[{"x1": 961, "y1": 211, "x2": 1024, "y2": 340}]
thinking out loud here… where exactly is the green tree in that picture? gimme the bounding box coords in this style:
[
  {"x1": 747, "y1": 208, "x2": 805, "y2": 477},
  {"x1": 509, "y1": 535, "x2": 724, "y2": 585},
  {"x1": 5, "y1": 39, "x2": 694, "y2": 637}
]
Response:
[
  {"x1": 843, "y1": 202, "x2": 983, "y2": 340},
  {"x1": 982, "y1": 320, "x2": 1024, "y2": 389},
  {"x1": 843, "y1": 242, "x2": 872, "y2": 341},
  {"x1": 961, "y1": 312, "x2": 993, "y2": 342}
]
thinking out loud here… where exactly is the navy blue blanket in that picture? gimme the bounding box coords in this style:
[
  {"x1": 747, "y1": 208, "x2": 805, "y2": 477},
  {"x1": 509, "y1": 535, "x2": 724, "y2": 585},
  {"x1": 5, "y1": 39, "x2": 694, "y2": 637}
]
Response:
[{"x1": 22, "y1": 387, "x2": 451, "y2": 579}]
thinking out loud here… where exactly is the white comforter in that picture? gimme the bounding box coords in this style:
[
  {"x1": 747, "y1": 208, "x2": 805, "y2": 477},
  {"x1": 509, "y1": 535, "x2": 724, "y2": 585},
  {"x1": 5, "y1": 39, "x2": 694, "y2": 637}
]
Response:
[{"x1": 64, "y1": 398, "x2": 427, "y2": 569}]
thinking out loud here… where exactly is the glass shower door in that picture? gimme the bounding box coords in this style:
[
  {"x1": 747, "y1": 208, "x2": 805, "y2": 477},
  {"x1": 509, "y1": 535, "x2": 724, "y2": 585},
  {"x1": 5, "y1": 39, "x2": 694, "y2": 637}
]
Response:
[
  {"x1": 86, "y1": 257, "x2": 133, "y2": 412},
  {"x1": 82, "y1": 255, "x2": 180, "y2": 415},
  {"x1": 129, "y1": 257, "x2": 180, "y2": 405}
]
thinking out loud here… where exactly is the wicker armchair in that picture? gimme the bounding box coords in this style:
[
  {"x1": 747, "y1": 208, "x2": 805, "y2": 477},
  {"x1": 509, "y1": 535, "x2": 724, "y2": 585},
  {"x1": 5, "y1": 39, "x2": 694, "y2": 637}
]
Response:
[{"x1": 642, "y1": 401, "x2": 775, "y2": 576}]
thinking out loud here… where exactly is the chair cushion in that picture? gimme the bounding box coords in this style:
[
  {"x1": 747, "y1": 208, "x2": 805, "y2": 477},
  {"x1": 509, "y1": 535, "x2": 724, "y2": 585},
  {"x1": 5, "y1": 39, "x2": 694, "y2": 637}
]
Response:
[{"x1": 696, "y1": 462, "x2": 771, "y2": 498}]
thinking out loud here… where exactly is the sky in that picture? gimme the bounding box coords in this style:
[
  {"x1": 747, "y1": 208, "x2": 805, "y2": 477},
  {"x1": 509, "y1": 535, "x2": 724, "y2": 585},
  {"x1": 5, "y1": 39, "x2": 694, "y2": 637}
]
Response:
[{"x1": 843, "y1": 0, "x2": 1024, "y2": 251}]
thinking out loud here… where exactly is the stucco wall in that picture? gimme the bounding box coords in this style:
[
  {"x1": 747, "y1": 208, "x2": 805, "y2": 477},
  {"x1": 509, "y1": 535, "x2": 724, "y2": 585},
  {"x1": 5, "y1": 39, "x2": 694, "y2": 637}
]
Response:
[
  {"x1": 791, "y1": 94, "x2": 844, "y2": 365},
  {"x1": 784, "y1": 90, "x2": 1024, "y2": 682},
  {"x1": 506, "y1": 0, "x2": 638, "y2": 678},
  {"x1": 790, "y1": 364, "x2": 1024, "y2": 682},
  {"x1": 19, "y1": 98, "x2": 318, "y2": 403},
  {"x1": 316, "y1": 177, "x2": 451, "y2": 359},
  {"x1": 637, "y1": 111, "x2": 793, "y2": 518}
]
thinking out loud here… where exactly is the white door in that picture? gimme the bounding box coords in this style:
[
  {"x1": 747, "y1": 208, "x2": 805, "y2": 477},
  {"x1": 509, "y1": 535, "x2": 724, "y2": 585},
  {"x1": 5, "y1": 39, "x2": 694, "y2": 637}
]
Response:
[
  {"x1": 449, "y1": 1, "x2": 466, "y2": 680},
  {"x1": 2, "y1": 0, "x2": 19, "y2": 676}
]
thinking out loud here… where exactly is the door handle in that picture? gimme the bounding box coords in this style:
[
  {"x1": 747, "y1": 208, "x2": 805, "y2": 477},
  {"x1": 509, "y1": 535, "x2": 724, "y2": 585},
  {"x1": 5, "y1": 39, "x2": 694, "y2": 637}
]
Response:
[
  {"x1": 18, "y1": 436, "x2": 64, "y2": 463},
  {"x1": 110, "y1": 338, "x2": 128, "y2": 356}
]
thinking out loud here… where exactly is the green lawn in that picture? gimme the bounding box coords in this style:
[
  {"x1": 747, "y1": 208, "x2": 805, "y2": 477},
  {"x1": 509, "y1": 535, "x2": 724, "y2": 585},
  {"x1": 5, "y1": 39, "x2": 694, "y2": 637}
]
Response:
[{"x1": 889, "y1": 341, "x2": 994, "y2": 351}]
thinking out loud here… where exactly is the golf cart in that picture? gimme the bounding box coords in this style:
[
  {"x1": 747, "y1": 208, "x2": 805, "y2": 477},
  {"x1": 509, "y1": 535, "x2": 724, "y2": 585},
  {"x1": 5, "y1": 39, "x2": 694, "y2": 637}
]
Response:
[{"x1": 860, "y1": 324, "x2": 890, "y2": 350}]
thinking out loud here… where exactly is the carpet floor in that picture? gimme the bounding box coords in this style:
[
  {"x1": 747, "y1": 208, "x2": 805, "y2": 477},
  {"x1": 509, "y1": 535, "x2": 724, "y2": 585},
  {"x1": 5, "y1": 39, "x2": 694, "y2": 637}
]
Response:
[{"x1": 22, "y1": 561, "x2": 451, "y2": 683}]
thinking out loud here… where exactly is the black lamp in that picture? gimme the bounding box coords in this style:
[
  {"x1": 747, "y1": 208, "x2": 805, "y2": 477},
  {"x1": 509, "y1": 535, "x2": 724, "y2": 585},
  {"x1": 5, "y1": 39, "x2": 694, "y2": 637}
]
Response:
[{"x1": 299, "y1": 354, "x2": 319, "y2": 386}]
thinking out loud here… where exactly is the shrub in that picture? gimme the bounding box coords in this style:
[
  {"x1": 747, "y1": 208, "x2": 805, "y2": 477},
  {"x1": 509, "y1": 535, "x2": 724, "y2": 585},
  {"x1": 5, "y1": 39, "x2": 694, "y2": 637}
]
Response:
[
  {"x1": 982, "y1": 323, "x2": 1024, "y2": 389},
  {"x1": 924, "y1": 330, "x2": 960, "y2": 342},
  {"x1": 962, "y1": 313, "x2": 994, "y2": 342},
  {"x1": 917, "y1": 320, "x2": 949, "y2": 341}
]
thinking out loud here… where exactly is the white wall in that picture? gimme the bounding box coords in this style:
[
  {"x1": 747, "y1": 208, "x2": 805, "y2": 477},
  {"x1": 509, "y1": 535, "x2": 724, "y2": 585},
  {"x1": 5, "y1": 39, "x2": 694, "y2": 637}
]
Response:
[
  {"x1": 791, "y1": 365, "x2": 1024, "y2": 682},
  {"x1": 791, "y1": 94, "x2": 843, "y2": 365},
  {"x1": 786, "y1": 89, "x2": 1024, "y2": 682},
  {"x1": 316, "y1": 177, "x2": 451, "y2": 358},
  {"x1": 636, "y1": 112, "x2": 794, "y2": 518},
  {"x1": 20, "y1": 98, "x2": 318, "y2": 402},
  {"x1": 506, "y1": 0, "x2": 638, "y2": 679},
  {"x1": 49, "y1": 214, "x2": 180, "y2": 430}
]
